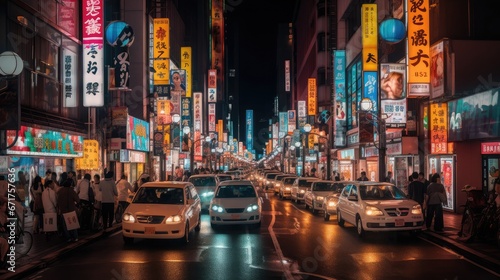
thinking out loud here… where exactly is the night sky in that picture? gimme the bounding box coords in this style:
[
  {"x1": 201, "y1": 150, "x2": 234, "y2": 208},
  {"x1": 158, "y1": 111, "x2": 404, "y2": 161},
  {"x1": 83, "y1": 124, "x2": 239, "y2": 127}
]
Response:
[{"x1": 227, "y1": 0, "x2": 295, "y2": 154}]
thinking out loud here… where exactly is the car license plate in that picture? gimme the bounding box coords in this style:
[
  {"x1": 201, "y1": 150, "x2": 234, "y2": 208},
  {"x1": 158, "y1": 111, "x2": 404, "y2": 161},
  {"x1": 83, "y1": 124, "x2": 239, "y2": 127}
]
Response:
[
  {"x1": 395, "y1": 219, "x2": 404, "y2": 227},
  {"x1": 231, "y1": 214, "x2": 240, "y2": 219},
  {"x1": 145, "y1": 227, "x2": 155, "y2": 234}
]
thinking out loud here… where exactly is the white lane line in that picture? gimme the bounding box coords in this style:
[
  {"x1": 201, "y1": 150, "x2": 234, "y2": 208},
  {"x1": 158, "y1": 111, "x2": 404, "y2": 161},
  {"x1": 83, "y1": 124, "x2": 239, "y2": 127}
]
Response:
[{"x1": 267, "y1": 203, "x2": 294, "y2": 280}]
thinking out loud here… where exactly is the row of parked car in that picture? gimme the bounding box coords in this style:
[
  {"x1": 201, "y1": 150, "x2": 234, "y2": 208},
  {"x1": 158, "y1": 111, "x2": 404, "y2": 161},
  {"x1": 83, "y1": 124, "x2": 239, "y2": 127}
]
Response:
[
  {"x1": 253, "y1": 168, "x2": 425, "y2": 237},
  {"x1": 121, "y1": 170, "x2": 260, "y2": 245}
]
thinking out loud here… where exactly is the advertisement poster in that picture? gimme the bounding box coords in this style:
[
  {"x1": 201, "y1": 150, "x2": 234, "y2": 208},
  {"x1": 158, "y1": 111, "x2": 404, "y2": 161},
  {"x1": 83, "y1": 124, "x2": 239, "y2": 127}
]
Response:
[
  {"x1": 380, "y1": 63, "x2": 407, "y2": 127},
  {"x1": 395, "y1": 157, "x2": 409, "y2": 194},
  {"x1": 440, "y1": 157, "x2": 454, "y2": 210},
  {"x1": 126, "y1": 116, "x2": 150, "y2": 152}
]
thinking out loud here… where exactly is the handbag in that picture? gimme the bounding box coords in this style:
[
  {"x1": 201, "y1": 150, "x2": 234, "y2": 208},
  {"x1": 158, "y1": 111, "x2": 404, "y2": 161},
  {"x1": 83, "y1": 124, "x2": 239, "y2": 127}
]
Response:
[
  {"x1": 63, "y1": 210, "x2": 80, "y2": 231},
  {"x1": 43, "y1": 212, "x2": 58, "y2": 232}
]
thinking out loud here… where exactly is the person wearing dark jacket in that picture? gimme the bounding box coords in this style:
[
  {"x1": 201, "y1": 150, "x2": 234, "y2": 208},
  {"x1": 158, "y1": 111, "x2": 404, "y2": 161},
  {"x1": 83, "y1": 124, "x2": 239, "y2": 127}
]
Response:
[
  {"x1": 57, "y1": 179, "x2": 80, "y2": 241},
  {"x1": 408, "y1": 172, "x2": 427, "y2": 219},
  {"x1": 425, "y1": 173, "x2": 447, "y2": 232}
]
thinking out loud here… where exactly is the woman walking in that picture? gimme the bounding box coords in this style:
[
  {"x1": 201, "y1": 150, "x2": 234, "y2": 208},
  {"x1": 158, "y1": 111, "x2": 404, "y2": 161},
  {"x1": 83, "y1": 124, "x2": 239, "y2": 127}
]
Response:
[{"x1": 425, "y1": 173, "x2": 447, "y2": 232}]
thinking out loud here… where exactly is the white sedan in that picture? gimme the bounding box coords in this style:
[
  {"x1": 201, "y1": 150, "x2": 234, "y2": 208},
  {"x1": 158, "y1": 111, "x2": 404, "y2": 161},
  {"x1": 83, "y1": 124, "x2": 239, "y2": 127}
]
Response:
[
  {"x1": 122, "y1": 182, "x2": 201, "y2": 244},
  {"x1": 304, "y1": 180, "x2": 345, "y2": 215},
  {"x1": 209, "y1": 180, "x2": 261, "y2": 228}
]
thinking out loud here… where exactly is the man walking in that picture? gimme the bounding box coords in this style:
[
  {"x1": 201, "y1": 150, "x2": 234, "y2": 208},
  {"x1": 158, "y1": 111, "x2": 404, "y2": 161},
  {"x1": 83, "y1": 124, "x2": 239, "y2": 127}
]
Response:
[
  {"x1": 357, "y1": 171, "x2": 369, "y2": 181},
  {"x1": 100, "y1": 171, "x2": 117, "y2": 230}
]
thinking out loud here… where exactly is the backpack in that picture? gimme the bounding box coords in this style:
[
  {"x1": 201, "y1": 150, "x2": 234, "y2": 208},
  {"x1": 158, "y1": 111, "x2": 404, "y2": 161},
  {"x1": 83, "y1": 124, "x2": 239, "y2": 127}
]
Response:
[{"x1": 88, "y1": 181, "x2": 95, "y2": 204}]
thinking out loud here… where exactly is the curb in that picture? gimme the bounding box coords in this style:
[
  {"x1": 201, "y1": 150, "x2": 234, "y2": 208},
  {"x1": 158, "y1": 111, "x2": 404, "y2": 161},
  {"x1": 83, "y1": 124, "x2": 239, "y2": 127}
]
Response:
[
  {"x1": 421, "y1": 231, "x2": 500, "y2": 272},
  {"x1": 3, "y1": 225, "x2": 122, "y2": 280}
]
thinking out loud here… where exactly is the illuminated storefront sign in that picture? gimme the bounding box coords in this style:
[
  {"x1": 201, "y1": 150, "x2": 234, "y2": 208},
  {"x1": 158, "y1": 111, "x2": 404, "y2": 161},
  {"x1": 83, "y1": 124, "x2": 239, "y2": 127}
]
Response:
[
  {"x1": 246, "y1": 110, "x2": 253, "y2": 151},
  {"x1": 7, "y1": 126, "x2": 83, "y2": 157},
  {"x1": 208, "y1": 103, "x2": 216, "y2": 132},
  {"x1": 181, "y1": 47, "x2": 192, "y2": 98},
  {"x1": 307, "y1": 78, "x2": 317, "y2": 116},
  {"x1": 76, "y1": 140, "x2": 99, "y2": 170},
  {"x1": 208, "y1": 69, "x2": 217, "y2": 102},
  {"x1": 82, "y1": 0, "x2": 104, "y2": 107},
  {"x1": 334, "y1": 50, "x2": 347, "y2": 147},
  {"x1": 361, "y1": 4, "x2": 378, "y2": 72},
  {"x1": 430, "y1": 103, "x2": 448, "y2": 154},
  {"x1": 482, "y1": 142, "x2": 500, "y2": 154},
  {"x1": 153, "y1": 18, "x2": 170, "y2": 87},
  {"x1": 211, "y1": 0, "x2": 224, "y2": 101},
  {"x1": 126, "y1": 116, "x2": 150, "y2": 152},
  {"x1": 63, "y1": 49, "x2": 77, "y2": 107},
  {"x1": 407, "y1": 0, "x2": 430, "y2": 97}
]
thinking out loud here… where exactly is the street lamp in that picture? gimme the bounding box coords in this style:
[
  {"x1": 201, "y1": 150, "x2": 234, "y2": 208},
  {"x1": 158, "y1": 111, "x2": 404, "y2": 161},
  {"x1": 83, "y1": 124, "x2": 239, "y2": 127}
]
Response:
[
  {"x1": 358, "y1": 103, "x2": 387, "y2": 182},
  {"x1": 0, "y1": 51, "x2": 24, "y2": 151}
]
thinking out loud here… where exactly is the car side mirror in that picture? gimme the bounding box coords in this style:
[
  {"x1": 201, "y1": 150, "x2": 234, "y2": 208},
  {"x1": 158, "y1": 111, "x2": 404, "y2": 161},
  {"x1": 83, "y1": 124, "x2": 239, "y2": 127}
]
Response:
[{"x1": 348, "y1": 195, "x2": 358, "y2": 201}]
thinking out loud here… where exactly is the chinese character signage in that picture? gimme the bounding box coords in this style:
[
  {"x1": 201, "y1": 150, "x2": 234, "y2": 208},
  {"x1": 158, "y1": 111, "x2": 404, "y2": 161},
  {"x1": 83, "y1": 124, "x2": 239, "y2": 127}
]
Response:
[
  {"x1": 82, "y1": 0, "x2": 104, "y2": 107},
  {"x1": 153, "y1": 18, "x2": 170, "y2": 86},
  {"x1": 482, "y1": 142, "x2": 500, "y2": 155},
  {"x1": 181, "y1": 98, "x2": 191, "y2": 131},
  {"x1": 430, "y1": 103, "x2": 448, "y2": 154},
  {"x1": 380, "y1": 63, "x2": 407, "y2": 127},
  {"x1": 279, "y1": 112, "x2": 288, "y2": 134},
  {"x1": 363, "y1": 71, "x2": 378, "y2": 112},
  {"x1": 208, "y1": 103, "x2": 216, "y2": 132},
  {"x1": 156, "y1": 98, "x2": 171, "y2": 125},
  {"x1": 334, "y1": 50, "x2": 347, "y2": 147},
  {"x1": 407, "y1": 0, "x2": 430, "y2": 97},
  {"x1": 307, "y1": 78, "x2": 317, "y2": 116},
  {"x1": 208, "y1": 69, "x2": 217, "y2": 102},
  {"x1": 7, "y1": 126, "x2": 83, "y2": 157},
  {"x1": 246, "y1": 110, "x2": 253, "y2": 151},
  {"x1": 126, "y1": 116, "x2": 150, "y2": 152},
  {"x1": 361, "y1": 4, "x2": 378, "y2": 72},
  {"x1": 297, "y1": 100, "x2": 307, "y2": 131},
  {"x1": 63, "y1": 49, "x2": 77, "y2": 107},
  {"x1": 181, "y1": 47, "x2": 192, "y2": 98},
  {"x1": 193, "y1": 92, "x2": 203, "y2": 132},
  {"x1": 76, "y1": 140, "x2": 99, "y2": 170},
  {"x1": 211, "y1": 0, "x2": 224, "y2": 102},
  {"x1": 194, "y1": 131, "x2": 203, "y2": 161},
  {"x1": 287, "y1": 110, "x2": 296, "y2": 133},
  {"x1": 285, "y1": 60, "x2": 291, "y2": 92}
]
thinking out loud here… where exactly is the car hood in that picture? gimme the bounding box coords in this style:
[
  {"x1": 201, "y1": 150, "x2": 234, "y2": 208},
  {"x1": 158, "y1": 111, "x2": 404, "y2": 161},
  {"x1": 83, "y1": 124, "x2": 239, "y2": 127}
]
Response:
[
  {"x1": 311, "y1": 191, "x2": 335, "y2": 197},
  {"x1": 211, "y1": 197, "x2": 259, "y2": 208},
  {"x1": 127, "y1": 203, "x2": 184, "y2": 216},
  {"x1": 365, "y1": 199, "x2": 418, "y2": 207}
]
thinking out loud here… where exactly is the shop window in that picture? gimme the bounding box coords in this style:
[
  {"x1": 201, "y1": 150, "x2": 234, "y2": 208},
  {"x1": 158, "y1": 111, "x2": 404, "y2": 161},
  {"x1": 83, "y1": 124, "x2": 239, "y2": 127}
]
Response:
[
  {"x1": 346, "y1": 57, "x2": 362, "y2": 130},
  {"x1": 317, "y1": 32, "x2": 326, "y2": 52},
  {"x1": 37, "y1": 36, "x2": 59, "y2": 80}
]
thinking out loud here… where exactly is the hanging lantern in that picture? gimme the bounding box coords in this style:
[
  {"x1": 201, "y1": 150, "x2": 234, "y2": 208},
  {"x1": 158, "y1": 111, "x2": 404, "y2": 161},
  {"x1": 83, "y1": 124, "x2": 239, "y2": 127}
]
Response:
[
  {"x1": 105, "y1": 21, "x2": 135, "y2": 47},
  {"x1": 379, "y1": 18, "x2": 406, "y2": 44},
  {"x1": 0, "y1": 51, "x2": 24, "y2": 76}
]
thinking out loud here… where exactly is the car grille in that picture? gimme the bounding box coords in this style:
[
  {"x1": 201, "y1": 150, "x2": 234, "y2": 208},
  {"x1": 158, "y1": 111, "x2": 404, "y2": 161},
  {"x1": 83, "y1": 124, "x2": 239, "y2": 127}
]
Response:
[
  {"x1": 385, "y1": 208, "x2": 410, "y2": 216},
  {"x1": 136, "y1": 215, "x2": 165, "y2": 224},
  {"x1": 226, "y1": 208, "x2": 245, "y2": 213}
]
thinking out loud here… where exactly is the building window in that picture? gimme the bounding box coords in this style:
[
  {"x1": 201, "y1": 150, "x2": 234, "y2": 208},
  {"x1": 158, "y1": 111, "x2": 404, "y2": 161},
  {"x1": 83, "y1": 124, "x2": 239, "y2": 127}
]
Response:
[
  {"x1": 317, "y1": 32, "x2": 326, "y2": 52},
  {"x1": 346, "y1": 57, "x2": 362, "y2": 130},
  {"x1": 317, "y1": 67, "x2": 326, "y2": 86},
  {"x1": 317, "y1": 0, "x2": 326, "y2": 17},
  {"x1": 343, "y1": 0, "x2": 370, "y2": 41}
]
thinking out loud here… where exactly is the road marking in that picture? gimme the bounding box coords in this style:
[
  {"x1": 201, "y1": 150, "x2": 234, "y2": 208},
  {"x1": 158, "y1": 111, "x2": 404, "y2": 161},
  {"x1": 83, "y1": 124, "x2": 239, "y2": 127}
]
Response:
[{"x1": 268, "y1": 203, "x2": 294, "y2": 280}]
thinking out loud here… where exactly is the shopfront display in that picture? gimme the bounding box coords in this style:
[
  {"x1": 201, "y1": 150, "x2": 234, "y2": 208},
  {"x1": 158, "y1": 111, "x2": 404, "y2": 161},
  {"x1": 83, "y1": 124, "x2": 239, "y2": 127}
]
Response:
[
  {"x1": 481, "y1": 142, "x2": 500, "y2": 194},
  {"x1": 428, "y1": 155, "x2": 456, "y2": 211}
]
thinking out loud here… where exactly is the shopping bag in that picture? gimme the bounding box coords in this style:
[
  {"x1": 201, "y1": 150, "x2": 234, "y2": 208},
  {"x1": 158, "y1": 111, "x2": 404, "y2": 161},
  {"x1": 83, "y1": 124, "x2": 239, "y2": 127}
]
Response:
[
  {"x1": 43, "y1": 212, "x2": 58, "y2": 232},
  {"x1": 63, "y1": 210, "x2": 80, "y2": 231}
]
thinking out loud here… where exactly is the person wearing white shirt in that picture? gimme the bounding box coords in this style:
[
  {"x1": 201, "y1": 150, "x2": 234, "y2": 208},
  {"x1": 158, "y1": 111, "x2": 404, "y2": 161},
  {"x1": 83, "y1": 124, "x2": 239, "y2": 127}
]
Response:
[
  {"x1": 116, "y1": 175, "x2": 135, "y2": 210},
  {"x1": 75, "y1": 173, "x2": 93, "y2": 230},
  {"x1": 41, "y1": 180, "x2": 58, "y2": 236}
]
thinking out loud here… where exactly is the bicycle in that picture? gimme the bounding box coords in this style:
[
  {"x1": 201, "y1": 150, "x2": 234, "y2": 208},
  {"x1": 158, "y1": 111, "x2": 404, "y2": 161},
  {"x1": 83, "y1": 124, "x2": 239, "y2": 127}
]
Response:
[
  {"x1": 458, "y1": 185, "x2": 486, "y2": 242},
  {"x1": 12, "y1": 209, "x2": 33, "y2": 257},
  {"x1": 474, "y1": 193, "x2": 499, "y2": 241}
]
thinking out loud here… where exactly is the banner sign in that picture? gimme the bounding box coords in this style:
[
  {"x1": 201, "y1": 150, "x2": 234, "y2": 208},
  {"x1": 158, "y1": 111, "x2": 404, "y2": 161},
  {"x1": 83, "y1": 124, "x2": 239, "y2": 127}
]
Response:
[
  {"x1": 7, "y1": 126, "x2": 83, "y2": 157},
  {"x1": 380, "y1": 63, "x2": 407, "y2": 127},
  {"x1": 361, "y1": 4, "x2": 378, "y2": 72},
  {"x1": 407, "y1": 0, "x2": 430, "y2": 97},
  {"x1": 82, "y1": 0, "x2": 104, "y2": 107},
  {"x1": 430, "y1": 103, "x2": 448, "y2": 154},
  {"x1": 211, "y1": 0, "x2": 224, "y2": 102},
  {"x1": 285, "y1": 60, "x2": 291, "y2": 92},
  {"x1": 288, "y1": 110, "x2": 296, "y2": 133},
  {"x1": 208, "y1": 69, "x2": 217, "y2": 102},
  {"x1": 126, "y1": 116, "x2": 150, "y2": 152},
  {"x1": 193, "y1": 92, "x2": 203, "y2": 131},
  {"x1": 181, "y1": 47, "x2": 192, "y2": 98},
  {"x1": 307, "y1": 78, "x2": 317, "y2": 116},
  {"x1": 63, "y1": 49, "x2": 77, "y2": 107},
  {"x1": 246, "y1": 110, "x2": 253, "y2": 151},
  {"x1": 334, "y1": 50, "x2": 347, "y2": 147},
  {"x1": 208, "y1": 103, "x2": 216, "y2": 132},
  {"x1": 153, "y1": 18, "x2": 170, "y2": 85},
  {"x1": 76, "y1": 140, "x2": 99, "y2": 170}
]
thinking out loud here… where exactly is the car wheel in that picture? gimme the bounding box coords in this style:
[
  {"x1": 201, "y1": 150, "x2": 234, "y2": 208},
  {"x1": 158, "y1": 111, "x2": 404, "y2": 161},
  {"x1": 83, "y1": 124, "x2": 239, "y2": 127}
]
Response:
[
  {"x1": 312, "y1": 203, "x2": 318, "y2": 214},
  {"x1": 195, "y1": 214, "x2": 201, "y2": 232},
  {"x1": 324, "y1": 212, "x2": 330, "y2": 221},
  {"x1": 356, "y1": 216, "x2": 365, "y2": 238},
  {"x1": 182, "y1": 223, "x2": 190, "y2": 244},
  {"x1": 123, "y1": 236, "x2": 134, "y2": 245},
  {"x1": 337, "y1": 210, "x2": 345, "y2": 227}
]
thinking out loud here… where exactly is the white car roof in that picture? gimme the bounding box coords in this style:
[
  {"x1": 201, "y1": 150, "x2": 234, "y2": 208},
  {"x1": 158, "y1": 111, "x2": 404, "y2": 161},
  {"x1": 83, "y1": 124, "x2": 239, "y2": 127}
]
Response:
[{"x1": 140, "y1": 181, "x2": 193, "y2": 188}]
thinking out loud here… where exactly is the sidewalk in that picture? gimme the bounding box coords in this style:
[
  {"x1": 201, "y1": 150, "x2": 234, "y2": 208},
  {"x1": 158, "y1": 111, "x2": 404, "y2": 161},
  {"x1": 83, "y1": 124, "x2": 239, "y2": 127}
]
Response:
[
  {"x1": 421, "y1": 211, "x2": 500, "y2": 272},
  {"x1": 1, "y1": 213, "x2": 122, "y2": 280}
]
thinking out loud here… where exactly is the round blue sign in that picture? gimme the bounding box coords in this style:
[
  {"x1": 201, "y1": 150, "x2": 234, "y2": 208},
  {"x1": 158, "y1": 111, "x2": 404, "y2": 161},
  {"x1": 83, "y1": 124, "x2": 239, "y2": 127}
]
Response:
[
  {"x1": 105, "y1": 21, "x2": 135, "y2": 47},
  {"x1": 379, "y1": 18, "x2": 406, "y2": 44}
]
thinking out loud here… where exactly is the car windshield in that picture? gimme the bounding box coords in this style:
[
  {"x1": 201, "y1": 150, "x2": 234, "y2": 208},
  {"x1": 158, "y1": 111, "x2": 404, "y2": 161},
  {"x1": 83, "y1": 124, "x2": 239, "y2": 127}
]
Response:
[
  {"x1": 189, "y1": 177, "x2": 216, "y2": 186},
  {"x1": 313, "y1": 182, "x2": 344, "y2": 192},
  {"x1": 359, "y1": 185, "x2": 407, "y2": 200},
  {"x1": 133, "y1": 187, "x2": 184, "y2": 204},
  {"x1": 266, "y1": 173, "x2": 279, "y2": 179},
  {"x1": 298, "y1": 180, "x2": 314, "y2": 187},
  {"x1": 283, "y1": 178, "x2": 296, "y2": 184},
  {"x1": 215, "y1": 185, "x2": 256, "y2": 198},
  {"x1": 218, "y1": 175, "x2": 232, "y2": 182}
]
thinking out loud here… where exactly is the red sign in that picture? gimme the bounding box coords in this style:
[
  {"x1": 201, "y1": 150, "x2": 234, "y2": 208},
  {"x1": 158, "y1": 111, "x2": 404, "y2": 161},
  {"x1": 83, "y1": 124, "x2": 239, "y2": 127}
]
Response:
[{"x1": 481, "y1": 142, "x2": 500, "y2": 154}]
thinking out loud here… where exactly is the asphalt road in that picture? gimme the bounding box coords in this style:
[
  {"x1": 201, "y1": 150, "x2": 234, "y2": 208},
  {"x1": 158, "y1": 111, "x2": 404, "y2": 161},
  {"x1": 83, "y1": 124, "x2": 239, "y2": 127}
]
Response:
[{"x1": 24, "y1": 190, "x2": 500, "y2": 280}]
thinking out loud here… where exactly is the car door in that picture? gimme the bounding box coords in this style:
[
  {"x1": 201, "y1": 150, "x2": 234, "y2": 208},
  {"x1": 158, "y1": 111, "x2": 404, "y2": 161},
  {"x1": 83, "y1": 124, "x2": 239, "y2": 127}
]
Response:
[
  {"x1": 343, "y1": 184, "x2": 359, "y2": 225},
  {"x1": 304, "y1": 183, "x2": 313, "y2": 206},
  {"x1": 338, "y1": 184, "x2": 352, "y2": 222},
  {"x1": 185, "y1": 186, "x2": 198, "y2": 230}
]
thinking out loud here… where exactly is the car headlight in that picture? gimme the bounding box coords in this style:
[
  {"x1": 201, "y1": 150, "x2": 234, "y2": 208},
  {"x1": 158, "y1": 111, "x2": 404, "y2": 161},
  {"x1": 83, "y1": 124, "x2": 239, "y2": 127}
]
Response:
[
  {"x1": 327, "y1": 199, "x2": 337, "y2": 207},
  {"x1": 275, "y1": 183, "x2": 281, "y2": 187},
  {"x1": 411, "y1": 204, "x2": 423, "y2": 215},
  {"x1": 246, "y1": 204, "x2": 259, "y2": 212},
  {"x1": 165, "y1": 215, "x2": 182, "y2": 223},
  {"x1": 365, "y1": 205, "x2": 384, "y2": 216},
  {"x1": 285, "y1": 187, "x2": 291, "y2": 191},
  {"x1": 265, "y1": 180, "x2": 269, "y2": 184},
  {"x1": 202, "y1": 191, "x2": 214, "y2": 197},
  {"x1": 315, "y1": 196, "x2": 324, "y2": 201},
  {"x1": 211, "y1": 204, "x2": 224, "y2": 213},
  {"x1": 300, "y1": 189, "x2": 305, "y2": 194},
  {"x1": 123, "y1": 213, "x2": 135, "y2": 223}
]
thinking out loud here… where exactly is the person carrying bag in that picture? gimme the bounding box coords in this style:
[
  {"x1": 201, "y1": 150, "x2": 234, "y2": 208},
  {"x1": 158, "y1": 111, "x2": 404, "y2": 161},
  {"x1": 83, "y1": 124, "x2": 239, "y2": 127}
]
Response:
[{"x1": 425, "y1": 173, "x2": 447, "y2": 232}]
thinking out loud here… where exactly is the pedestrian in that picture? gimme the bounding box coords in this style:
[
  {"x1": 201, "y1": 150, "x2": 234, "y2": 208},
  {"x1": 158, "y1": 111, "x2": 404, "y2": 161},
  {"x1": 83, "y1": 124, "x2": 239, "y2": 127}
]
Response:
[
  {"x1": 385, "y1": 171, "x2": 394, "y2": 184},
  {"x1": 425, "y1": 173, "x2": 447, "y2": 232},
  {"x1": 67, "y1": 171, "x2": 77, "y2": 188},
  {"x1": 357, "y1": 171, "x2": 369, "y2": 181},
  {"x1": 92, "y1": 174, "x2": 102, "y2": 230},
  {"x1": 57, "y1": 179, "x2": 80, "y2": 242},
  {"x1": 408, "y1": 172, "x2": 427, "y2": 219},
  {"x1": 100, "y1": 171, "x2": 118, "y2": 230},
  {"x1": 310, "y1": 168, "x2": 317, "y2": 178},
  {"x1": 42, "y1": 180, "x2": 58, "y2": 238},
  {"x1": 175, "y1": 166, "x2": 184, "y2": 181},
  {"x1": 116, "y1": 175, "x2": 134, "y2": 211},
  {"x1": 30, "y1": 175, "x2": 44, "y2": 234},
  {"x1": 419, "y1": 172, "x2": 430, "y2": 188},
  {"x1": 75, "y1": 173, "x2": 93, "y2": 230},
  {"x1": 58, "y1": 172, "x2": 68, "y2": 188}
]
